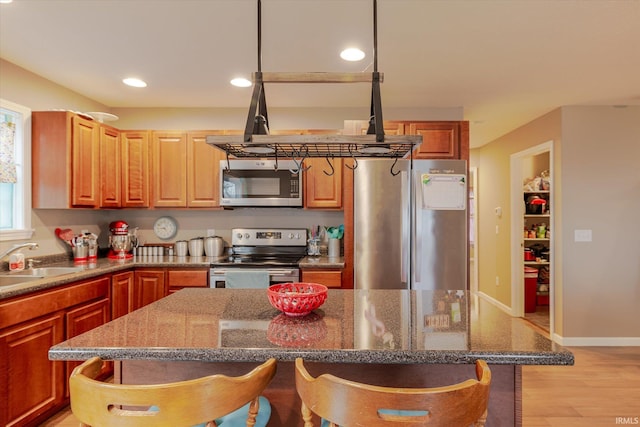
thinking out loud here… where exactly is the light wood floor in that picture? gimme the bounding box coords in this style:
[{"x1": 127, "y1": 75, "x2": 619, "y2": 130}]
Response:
[
  {"x1": 41, "y1": 323, "x2": 640, "y2": 427},
  {"x1": 524, "y1": 305, "x2": 550, "y2": 332}
]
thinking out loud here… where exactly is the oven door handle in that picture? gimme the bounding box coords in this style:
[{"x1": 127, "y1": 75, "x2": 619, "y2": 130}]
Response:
[{"x1": 211, "y1": 269, "x2": 296, "y2": 276}]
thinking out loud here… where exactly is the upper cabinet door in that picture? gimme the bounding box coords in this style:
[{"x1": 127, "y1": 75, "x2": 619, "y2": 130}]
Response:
[
  {"x1": 151, "y1": 131, "x2": 188, "y2": 207},
  {"x1": 99, "y1": 125, "x2": 121, "y2": 208},
  {"x1": 304, "y1": 157, "x2": 343, "y2": 209},
  {"x1": 187, "y1": 131, "x2": 225, "y2": 208},
  {"x1": 71, "y1": 116, "x2": 100, "y2": 207},
  {"x1": 121, "y1": 131, "x2": 150, "y2": 208},
  {"x1": 32, "y1": 111, "x2": 98, "y2": 208},
  {"x1": 408, "y1": 121, "x2": 469, "y2": 160}
]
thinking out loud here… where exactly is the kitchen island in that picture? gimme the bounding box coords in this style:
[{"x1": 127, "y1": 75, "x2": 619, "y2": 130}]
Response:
[{"x1": 49, "y1": 288, "x2": 573, "y2": 426}]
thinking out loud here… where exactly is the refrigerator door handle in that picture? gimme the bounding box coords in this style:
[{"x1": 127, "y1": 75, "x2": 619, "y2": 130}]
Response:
[
  {"x1": 414, "y1": 170, "x2": 422, "y2": 284},
  {"x1": 401, "y1": 169, "x2": 410, "y2": 284}
]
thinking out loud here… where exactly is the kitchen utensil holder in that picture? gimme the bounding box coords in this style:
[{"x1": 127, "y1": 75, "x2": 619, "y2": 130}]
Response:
[{"x1": 328, "y1": 238, "x2": 340, "y2": 257}]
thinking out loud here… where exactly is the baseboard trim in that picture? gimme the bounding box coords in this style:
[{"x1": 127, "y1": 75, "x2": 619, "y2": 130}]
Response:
[
  {"x1": 553, "y1": 335, "x2": 640, "y2": 346},
  {"x1": 476, "y1": 291, "x2": 514, "y2": 315}
]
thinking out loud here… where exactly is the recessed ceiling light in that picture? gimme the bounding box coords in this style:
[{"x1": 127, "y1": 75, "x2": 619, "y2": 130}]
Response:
[
  {"x1": 231, "y1": 77, "x2": 252, "y2": 87},
  {"x1": 122, "y1": 78, "x2": 147, "y2": 88},
  {"x1": 0, "y1": 0, "x2": 14, "y2": 4},
  {"x1": 340, "y1": 48, "x2": 365, "y2": 62}
]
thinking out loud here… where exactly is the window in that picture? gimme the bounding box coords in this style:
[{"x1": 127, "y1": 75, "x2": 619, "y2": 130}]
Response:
[{"x1": 0, "y1": 99, "x2": 33, "y2": 241}]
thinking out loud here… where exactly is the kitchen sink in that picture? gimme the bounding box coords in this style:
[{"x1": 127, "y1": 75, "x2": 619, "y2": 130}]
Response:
[
  {"x1": 29, "y1": 266, "x2": 85, "y2": 276},
  {"x1": 0, "y1": 266, "x2": 85, "y2": 286},
  {"x1": 0, "y1": 275, "x2": 41, "y2": 287}
]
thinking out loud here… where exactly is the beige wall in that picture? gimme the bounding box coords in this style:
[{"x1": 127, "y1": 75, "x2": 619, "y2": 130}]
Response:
[
  {"x1": 559, "y1": 106, "x2": 640, "y2": 340},
  {"x1": 472, "y1": 106, "x2": 640, "y2": 343},
  {"x1": 472, "y1": 109, "x2": 562, "y2": 308}
]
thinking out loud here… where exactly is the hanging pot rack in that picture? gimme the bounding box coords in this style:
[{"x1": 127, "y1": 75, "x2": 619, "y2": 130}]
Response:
[{"x1": 206, "y1": 0, "x2": 421, "y2": 161}]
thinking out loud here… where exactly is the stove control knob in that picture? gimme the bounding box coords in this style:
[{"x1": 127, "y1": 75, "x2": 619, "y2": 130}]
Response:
[
  {"x1": 236, "y1": 233, "x2": 243, "y2": 240},
  {"x1": 244, "y1": 233, "x2": 250, "y2": 239},
  {"x1": 294, "y1": 233, "x2": 300, "y2": 240},
  {"x1": 288, "y1": 232, "x2": 294, "y2": 240}
]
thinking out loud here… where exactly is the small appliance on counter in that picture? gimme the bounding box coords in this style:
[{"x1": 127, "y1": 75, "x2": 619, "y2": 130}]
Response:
[{"x1": 107, "y1": 220, "x2": 137, "y2": 259}]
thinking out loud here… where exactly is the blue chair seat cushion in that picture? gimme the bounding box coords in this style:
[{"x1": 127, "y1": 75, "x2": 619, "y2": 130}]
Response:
[{"x1": 150, "y1": 395, "x2": 271, "y2": 427}]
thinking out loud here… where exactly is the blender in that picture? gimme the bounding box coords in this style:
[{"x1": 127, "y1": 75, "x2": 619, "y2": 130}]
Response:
[{"x1": 108, "y1": 220, "x2": 137, "y2": 259}]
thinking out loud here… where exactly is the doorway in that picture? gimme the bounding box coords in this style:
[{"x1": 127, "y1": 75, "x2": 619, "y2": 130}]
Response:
[
  {"x1": 510, "y1": 141, "x2": 554, "y2": 337},
  {"x1": 469, "y1": 167, "x2": 478, "y2": 294}
]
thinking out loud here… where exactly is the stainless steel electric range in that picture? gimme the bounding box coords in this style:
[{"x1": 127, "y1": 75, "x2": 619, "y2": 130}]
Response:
[{"x1": 209, "y1": 228, "x2": 308, "y2": 288}]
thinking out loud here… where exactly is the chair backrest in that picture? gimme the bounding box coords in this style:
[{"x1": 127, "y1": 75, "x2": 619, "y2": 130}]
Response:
[
  {"x1": 70, "y1": 357, "x2": 277, "y2": 427},
  {"x1": 295, "y1": 358, "x2": 491, "y2": 427}
]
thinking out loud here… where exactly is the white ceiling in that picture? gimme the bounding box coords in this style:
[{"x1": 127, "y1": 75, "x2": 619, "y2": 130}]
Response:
[{"x1": 1, "y1": 0, "x2": 639, "y2": 148}]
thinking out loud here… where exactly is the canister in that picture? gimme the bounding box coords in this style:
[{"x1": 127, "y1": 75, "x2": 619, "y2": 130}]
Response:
[
  {"x1": 188, "y1": 238, "x2": 204, "y2": 257},
  {"x1": 328, "y1": 238, "x2": 341, "y2": 258},
  {"x1": 175, "y1": 240, "x2": 188, "y2": 257}
]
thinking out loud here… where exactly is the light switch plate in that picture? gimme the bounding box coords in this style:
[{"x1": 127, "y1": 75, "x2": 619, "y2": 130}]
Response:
[{"x1": 574, "y1": 229, "x2": 592, "y2": 242}]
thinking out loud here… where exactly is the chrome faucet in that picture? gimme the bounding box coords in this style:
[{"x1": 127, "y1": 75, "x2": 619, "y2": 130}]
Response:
[{"x1": 0, "y1": 242, "x2": 39, "y2": 261}]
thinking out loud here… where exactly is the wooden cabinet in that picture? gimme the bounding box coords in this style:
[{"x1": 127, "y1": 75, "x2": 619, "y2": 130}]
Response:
[
  {"x1": 167, "y1": 268, "x2": 209, "y2": 293},
  {"x1": 304, "y1": 157, "x2": 343, "y2": 209},
  {"x1": 151, "y1": 131, "x2": 225, "y2": 208},
  {"x1": 408, "y1": 121, "x2": 469, "y2": 161},
  {"x1": 65, "y1": 297, "x2": 110, "y2": 397},
  {"x1": 112, "y1": 271, "x2": 134, "y2": 319},
  {"x1": 133, "y1": 269, "x2": 167, "y2": 310},
  {"x1": 71, "y1": 115, "x2": 100, "y2": 206},
  {"x1": 0, "y1": 275, "x2": 110, "y2": 426},
  {"x1": 0, "y1": 312, "x2": 65, "y2": 427},
  {"x1": 187, "y1": 131, "x2": 226, "y2": 208},
  {"x1": 121, "y1": 130, "x2": 150, "y2": 207},
  {"x1": 151, "y1": 131, "x2": 188, "y2": 207},
  {"x1": 343, "y1": 119, "x2": 469, "y2": 161},
  {"x1": 99, "y1": 125, "x2": 122, "y2": 207},
  {"x1": 32, "y1": 111, "x2": 100, "y2": 208},
  {"x1": 286, "y1": 129, "x2": 344, "y2": 210},
  {"x1": 301, "y1": 269, "x2": 343, "y2": 288}
]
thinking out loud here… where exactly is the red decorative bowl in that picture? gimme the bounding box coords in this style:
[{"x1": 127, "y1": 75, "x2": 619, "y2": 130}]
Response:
[{"x1": 267, "y1": 283, "x2": 328, "y2": 317}]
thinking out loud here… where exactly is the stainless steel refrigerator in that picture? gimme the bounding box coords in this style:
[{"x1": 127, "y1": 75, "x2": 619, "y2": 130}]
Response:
[{"x1": 354, "y1": 159, "x2": 468, "y2": 290}]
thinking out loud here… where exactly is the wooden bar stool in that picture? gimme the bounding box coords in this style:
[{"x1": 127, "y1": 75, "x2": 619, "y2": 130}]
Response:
[
  {"x1": 69, "y1": 357, "x2": 277, "y2": 427},
  {"x1": 295, "y1": 358, "x2": 491, "y2": 427}
]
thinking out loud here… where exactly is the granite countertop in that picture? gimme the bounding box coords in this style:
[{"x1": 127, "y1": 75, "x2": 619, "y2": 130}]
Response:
[
  {"x1": 0, "y1": 255, "x2": 345, "y2": 300},
  {"x1": 49, "y1": 288, "x2": 574, "y2": 366}
]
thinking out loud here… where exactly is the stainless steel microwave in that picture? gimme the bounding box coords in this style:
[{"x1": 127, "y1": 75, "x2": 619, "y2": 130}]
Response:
[{"x1": 220, "y1": 159, "x2": 303, "y2": 207}]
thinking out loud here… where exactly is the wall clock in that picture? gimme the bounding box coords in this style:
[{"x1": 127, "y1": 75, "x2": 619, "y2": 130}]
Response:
[{"x1": 153, "y1": 216, "x2": 178, "y2": 240}]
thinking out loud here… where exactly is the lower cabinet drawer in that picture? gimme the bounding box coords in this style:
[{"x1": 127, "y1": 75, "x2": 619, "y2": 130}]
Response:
[{"x1": 301, "y1": 269, "x2": 342, "y2": 288}]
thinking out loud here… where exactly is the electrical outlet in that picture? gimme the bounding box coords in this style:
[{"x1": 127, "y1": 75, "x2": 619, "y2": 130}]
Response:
[
  {"x1": 206, "y1": 229, "x2": 216, "y2": 237},
  {"x1": 495, "y1": 276, "x2": 500, "y2": 286},
  {"x1": 574, "y1": 229, "x2": 592, "y2": 242}
]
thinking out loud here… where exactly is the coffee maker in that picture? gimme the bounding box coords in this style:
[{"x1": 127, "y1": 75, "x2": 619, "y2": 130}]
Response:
[{"x1": 108, "y1": 220, "x2": 137, "y2": 259}]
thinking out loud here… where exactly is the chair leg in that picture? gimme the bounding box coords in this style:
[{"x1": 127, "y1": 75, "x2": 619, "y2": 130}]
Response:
[
  {"x1": 473, "y1": 408, "x2": 488, "y2": 427},
  {"x1": 246, "y1": 397, "x2": 260, "y2": 427},
  {"x1": 301, "y1": 402, "x2": 314, "y2": 427}
]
